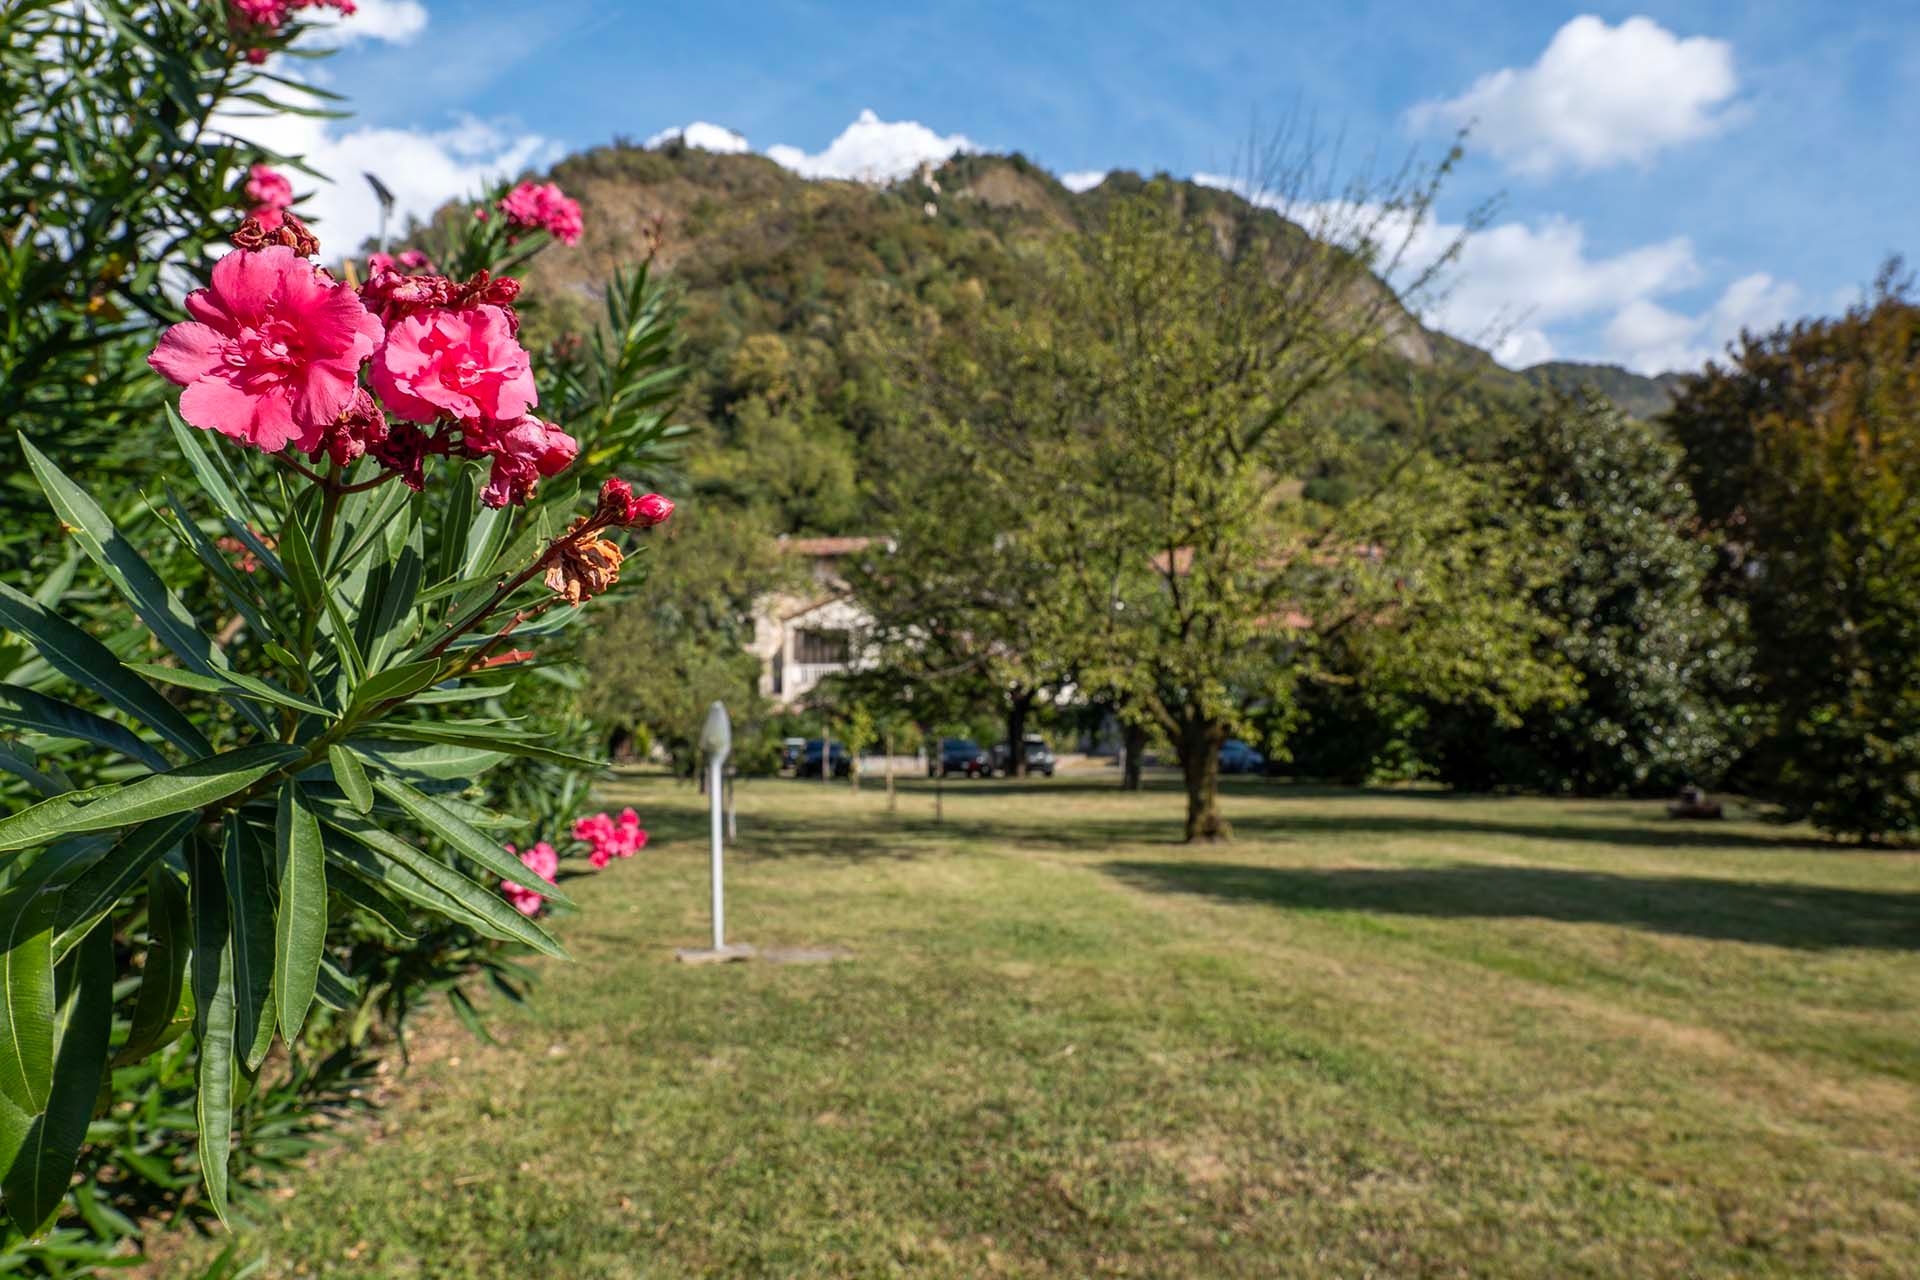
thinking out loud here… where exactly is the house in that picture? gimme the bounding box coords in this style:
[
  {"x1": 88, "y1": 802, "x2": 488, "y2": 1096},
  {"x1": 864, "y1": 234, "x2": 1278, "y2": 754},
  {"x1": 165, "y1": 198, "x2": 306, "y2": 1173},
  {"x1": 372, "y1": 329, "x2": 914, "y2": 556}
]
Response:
[{"x1": 749, "y1": 536, "x2": 878, "y2": 705}]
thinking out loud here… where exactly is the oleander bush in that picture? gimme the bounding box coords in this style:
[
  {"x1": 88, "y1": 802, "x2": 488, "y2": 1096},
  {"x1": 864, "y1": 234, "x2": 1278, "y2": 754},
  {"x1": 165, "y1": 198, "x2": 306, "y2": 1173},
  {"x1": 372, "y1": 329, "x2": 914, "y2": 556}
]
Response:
[{"x1": 0, "y1": 2, "x2": 687, "y2": 1270}]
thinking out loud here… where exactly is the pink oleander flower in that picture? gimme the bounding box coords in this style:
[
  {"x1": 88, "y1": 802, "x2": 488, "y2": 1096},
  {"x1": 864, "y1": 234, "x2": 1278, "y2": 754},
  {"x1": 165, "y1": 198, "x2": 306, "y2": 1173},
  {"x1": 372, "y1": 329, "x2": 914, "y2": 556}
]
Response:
[
  {"x1": 497, "y1": 180, "x2": 583, "y2": 246},
  {"x1": 149, "y1": 245, "x2": 383, "y2": 454},
  {"x1": 246, "y1": 164, "x2": 294, "y2": 212},
  {"x1": 476, "y1": 415, "x2": 577, "y2": 507},
  {"x1": 397, "y1": 248, "x2": 434, "y2": 271},
  {"x1": 366, "y1": 251, "x2": 396, "y2": 275},
  {"x1": 571, "y1": 809, "x2": 648, "y2": 869},
  {"x1": 369, "y1": 304, "x2": 534, "y2": 427},
  {"x1": 501, "y1": 840, "x2": 559, "y2": 916}
]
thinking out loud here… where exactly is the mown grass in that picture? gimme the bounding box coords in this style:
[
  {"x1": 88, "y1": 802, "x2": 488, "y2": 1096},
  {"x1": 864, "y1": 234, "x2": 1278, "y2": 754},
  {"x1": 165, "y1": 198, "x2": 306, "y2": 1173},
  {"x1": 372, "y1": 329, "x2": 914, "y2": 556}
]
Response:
[{"x1": 163, "y1": 772, "x2": 1920, "y2": 1277}]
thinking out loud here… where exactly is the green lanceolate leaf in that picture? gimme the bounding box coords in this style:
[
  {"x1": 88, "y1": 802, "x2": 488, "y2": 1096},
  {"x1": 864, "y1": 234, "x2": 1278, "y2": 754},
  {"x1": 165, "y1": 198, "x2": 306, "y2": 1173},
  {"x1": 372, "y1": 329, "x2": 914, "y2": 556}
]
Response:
[
  {"x1": 223, "y1": 818, "x2": 276, "y2": 1072},
  {"x1": 0, "y1": 743, "x2": 61, "y2": 799},
  {"x1": 51, "y1": 811, "x2": 198, "y2": 961},
  {"x1": 1, "y1": 922, "x2": 113, "y2": 1236},
  {"x1": 0, "y1": 582, "x2": 210, "y2": 759},
  {"x1": 165, "y1": 403, "x2": 274, "y2": 566},
  {"x1": 18, "y1": 435, "x2": 275, "y2": 736},
  {"x1": 0, "y1": 682, "x2": 172, "y2": 773},
  {"x1": 320, "y1": 818, "x2": 564, "y2": 957},
  {"x1": 323, "y1": 865, "x2": 418, "y2": 940},
  {"x1": 348, "y1": 737, "x2": 509, "y2": 781},
  {"x1": 116, "y1": 864, "x2": 192, "y2": 1067},
  {"x1": 0, "y1": 836, "x2": 115, "y2": 1115},
  {"x1": 28, "y1": 551, "x2": 81, "y2": 612},
  {"x1": 432, "y1": 467, "x2": 477, "y2": 585},
  {"x1": 370, "y1": 777, "x2": 574, "y2": 906},
  {"x1": 313, "y1": 957, "x2": 356, "y2": 1013},
  {"x1": 327, "y1": 744, "x2": 373, "y2": 814},
  {"x1": 189, "y1": 838, "x2": 235, "y2": 1225},
  {"x1": 272, "y1": 784, "x2": 325, "y2": 1043},
  {"x1": 363, "y1": 523, "x2": 424, "y2": 671},
  {"x1": 0, "y1": 744, "x2": 302, "y2": 852},
  {"x1": 278, "y1": 508, "x2": 324, "y2": 608},
  {"x1": 124, "y1": 662, "x2": 335, "y2": 719},
  {"x1": 372, "y1": 721, "x2": 603, "y2": 769},
  {"x1": 345, "y1": 658, "x2": 447, "y2": 717},
  {"x1": 0, "y1": 886, "x2": 54, "y2": 1118}
]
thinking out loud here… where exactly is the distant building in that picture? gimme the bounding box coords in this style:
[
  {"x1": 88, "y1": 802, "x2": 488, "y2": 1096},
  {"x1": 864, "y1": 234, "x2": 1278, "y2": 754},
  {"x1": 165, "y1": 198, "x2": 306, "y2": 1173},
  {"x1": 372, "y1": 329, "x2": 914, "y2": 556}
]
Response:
[{"x1": 750, "y1": 536, "x2": 877, "y2": 705}]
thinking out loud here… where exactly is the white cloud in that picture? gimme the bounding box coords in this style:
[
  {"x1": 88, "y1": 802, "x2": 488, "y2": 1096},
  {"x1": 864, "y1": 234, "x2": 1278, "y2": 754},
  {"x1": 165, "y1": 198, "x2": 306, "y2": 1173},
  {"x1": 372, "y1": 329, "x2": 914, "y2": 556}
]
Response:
[
  {"x1": 1603, "y1": 273, "x2": 1800, "y2": 373},
  {"x1": 646, "y1": 121, "x2": 750, "y2": 154},
  {"x1": 765, "y1": 109, "x2": 975, "y2": 182},
  {"x1": 1193, "y1": 172, "x2": 1706, "y2": 368},
  {"x1": 226, "y1": 105, "x2": 557, "y2": 256},
  {"x1": 1409, "y1": 15, "x2": 1740, "y2": 176},
  {"x1": 1059, "y1": 170, "x2": 1108, "y2": 193},
  {"x1": 296, "y1": 0, "x2": 428, "y2": 48}
]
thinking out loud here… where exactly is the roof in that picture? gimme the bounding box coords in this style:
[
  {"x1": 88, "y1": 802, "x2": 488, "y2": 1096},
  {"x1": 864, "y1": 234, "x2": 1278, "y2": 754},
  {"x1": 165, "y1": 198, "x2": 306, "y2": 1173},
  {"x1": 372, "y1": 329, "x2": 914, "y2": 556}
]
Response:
[{"x1": 777, "y1": 536, "x2": 875, "y2": 557}]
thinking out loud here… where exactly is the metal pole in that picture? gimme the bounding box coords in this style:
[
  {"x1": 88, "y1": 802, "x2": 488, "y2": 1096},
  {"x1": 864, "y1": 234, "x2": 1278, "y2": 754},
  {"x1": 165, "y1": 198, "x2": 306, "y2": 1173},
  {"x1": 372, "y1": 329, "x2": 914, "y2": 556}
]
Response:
[
  {"x1": 708, "y1": 753, "x2": 725, "y2": 949},
  {"x1": 726, "y1": 767, "x2": 737, "y2": 840}
]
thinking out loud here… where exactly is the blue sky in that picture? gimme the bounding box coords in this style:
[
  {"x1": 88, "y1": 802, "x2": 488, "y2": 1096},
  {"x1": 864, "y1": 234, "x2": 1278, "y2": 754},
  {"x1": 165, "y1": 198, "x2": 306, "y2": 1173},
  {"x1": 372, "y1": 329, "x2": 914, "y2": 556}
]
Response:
[{"x1": 279, "y1": 2, "x2": 1920, "y2": 373}]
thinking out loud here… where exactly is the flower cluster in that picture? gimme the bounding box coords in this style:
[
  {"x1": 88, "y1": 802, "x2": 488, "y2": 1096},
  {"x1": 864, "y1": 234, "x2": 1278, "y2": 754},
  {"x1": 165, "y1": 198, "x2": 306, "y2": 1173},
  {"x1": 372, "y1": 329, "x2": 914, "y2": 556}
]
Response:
[
  {"x1": 497, "y1": 181, "x2": 584, "y2": 246},
  {"x1": 501, "y1": 841, "x2": 559, "y2": 916},
  {"x1": 571, "y1": 808, "x2": 648, "y2": 869},
  {"x1": 227, "y1": 0, "x2": 356, "y2": 62},
  {"x1": 244, "y1": 164, "x2": 294, "y2": 230},
  {"x1": 148, "y1": 218, "x2": 589, "y2": 509},
  {"x1": 502, "y1": 810, "x2": 648, "y2": 915}
]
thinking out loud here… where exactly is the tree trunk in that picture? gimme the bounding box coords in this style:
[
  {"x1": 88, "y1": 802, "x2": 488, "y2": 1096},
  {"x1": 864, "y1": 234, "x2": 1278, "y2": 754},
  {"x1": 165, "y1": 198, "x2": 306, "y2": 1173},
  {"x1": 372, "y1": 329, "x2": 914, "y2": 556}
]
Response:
[
  {"x1": 822, "y1": 728, "x2": 831, "y2": 782},
  {"x1": 1004, "y1": 688, "x2": 1033, "y2": 778},
  {"x1": 1120, "y1": 721, "x2": 1146, "y2": 791},
  {"x1": 1177, "y1": 718, "x2": 1230, "y2": 841}
]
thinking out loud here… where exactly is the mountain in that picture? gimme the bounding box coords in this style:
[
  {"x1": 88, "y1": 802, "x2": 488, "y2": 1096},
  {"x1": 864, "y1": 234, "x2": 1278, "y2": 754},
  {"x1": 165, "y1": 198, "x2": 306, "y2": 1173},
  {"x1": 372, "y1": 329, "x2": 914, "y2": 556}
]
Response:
[
  {"x1": 453, "y1": 142, "x2": 1678, "y2": 530},
  {"x1": 1521, "y1": 361, "x2": 1688, "y2": 421}
]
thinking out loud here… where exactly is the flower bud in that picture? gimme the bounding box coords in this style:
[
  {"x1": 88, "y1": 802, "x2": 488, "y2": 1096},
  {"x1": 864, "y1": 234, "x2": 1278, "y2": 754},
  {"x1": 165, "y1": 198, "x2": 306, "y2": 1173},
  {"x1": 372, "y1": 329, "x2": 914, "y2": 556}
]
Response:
[{"x1": 630, "y1": 493, "x2": 674, "y2": 528}]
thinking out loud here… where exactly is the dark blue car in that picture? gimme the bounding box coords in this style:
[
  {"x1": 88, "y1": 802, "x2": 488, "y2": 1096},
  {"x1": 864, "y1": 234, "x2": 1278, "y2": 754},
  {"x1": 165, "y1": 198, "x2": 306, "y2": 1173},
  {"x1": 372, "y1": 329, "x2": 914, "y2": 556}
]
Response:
[{"x1": 799, "y1": 739, "x2": 851, "y2": 778}]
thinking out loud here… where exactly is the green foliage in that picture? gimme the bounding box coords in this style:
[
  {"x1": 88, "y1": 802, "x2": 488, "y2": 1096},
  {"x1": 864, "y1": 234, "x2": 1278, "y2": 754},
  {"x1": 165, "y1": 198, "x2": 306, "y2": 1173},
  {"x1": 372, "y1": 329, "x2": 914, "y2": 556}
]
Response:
[
  {"x1": 944, "y1": 183, "x2": 1564, "y2": 839},
  {"x1": 0, "y1": 8, "x2": 693, "y2": 1263},
  {"x1": 1411, "y1": 393, "x2": 1749, "y2": 794},
  {"x1": 1666, "y1": 277, "x2": 1920, "y2": 839}
]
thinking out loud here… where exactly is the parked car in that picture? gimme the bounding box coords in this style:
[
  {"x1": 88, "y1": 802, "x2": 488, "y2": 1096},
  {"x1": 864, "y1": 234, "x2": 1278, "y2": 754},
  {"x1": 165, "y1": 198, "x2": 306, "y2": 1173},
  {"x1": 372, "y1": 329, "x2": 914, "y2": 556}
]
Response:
[
  {"x1": 1218, "y1": 738, "x2": 1266, "y2": 775},
  {"x1": 990, "y1": 734, "x2": 1057, "y2": 777},
  {"x1": 798, "y1": 738, "x2": 851, "y2": 778},
  {"x1": 930, "y1": 737, "x2": 990, "y2": 778}
]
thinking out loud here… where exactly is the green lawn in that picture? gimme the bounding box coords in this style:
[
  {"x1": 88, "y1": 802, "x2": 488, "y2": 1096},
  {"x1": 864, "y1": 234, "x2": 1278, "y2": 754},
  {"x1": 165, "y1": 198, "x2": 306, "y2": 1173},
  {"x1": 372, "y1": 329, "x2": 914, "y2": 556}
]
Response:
[{"x1": 165, "y1": 773, "x2": 1920, "y2": 1277}]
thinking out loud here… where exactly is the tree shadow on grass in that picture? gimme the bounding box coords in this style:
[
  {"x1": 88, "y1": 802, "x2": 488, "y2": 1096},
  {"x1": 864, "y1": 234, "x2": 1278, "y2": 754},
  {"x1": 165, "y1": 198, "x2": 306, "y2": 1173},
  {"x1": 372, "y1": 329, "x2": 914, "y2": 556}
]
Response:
[
  {"x1": 1220, "y1": 811, "x2": 1840, "y2": 854},
  {"x1": 1102, "y1": 860, "x2": 1920, "y2": 951}
]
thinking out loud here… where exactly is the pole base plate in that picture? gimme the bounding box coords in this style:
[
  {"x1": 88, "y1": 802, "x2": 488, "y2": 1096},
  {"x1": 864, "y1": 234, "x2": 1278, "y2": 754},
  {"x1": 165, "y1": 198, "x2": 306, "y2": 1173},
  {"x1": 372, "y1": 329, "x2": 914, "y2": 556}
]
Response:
[{"x1": 675, "y1": 943, "x2": 756, "y2": 965}]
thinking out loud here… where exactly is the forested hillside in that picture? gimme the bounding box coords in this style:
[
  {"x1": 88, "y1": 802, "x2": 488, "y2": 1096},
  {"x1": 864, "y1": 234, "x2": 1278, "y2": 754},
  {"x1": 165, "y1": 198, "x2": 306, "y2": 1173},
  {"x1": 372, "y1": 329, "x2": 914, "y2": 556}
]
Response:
[{"x1": 415, "y1": 141, "x2": 1669, "y2": 535}]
